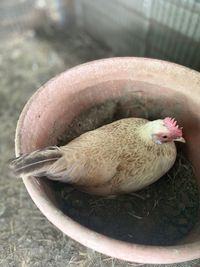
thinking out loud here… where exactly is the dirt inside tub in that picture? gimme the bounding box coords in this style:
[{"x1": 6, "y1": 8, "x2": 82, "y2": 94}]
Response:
[{"x1": 54, "y1": 99, "x2": 199, "y2": 246}]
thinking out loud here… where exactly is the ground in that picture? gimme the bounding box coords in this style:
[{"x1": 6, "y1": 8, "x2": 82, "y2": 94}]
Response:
[{"x1": 1, "y1": 27, "x2": 200, "y2": 267}]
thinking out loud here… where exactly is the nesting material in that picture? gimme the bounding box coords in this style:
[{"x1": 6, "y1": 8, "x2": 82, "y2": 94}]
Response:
[{"x1": 54, "y1": 101, "x2": 199, "y2": 246}]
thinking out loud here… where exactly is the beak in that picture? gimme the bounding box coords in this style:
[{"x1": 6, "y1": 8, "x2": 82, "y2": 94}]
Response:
[{"x1": 175, "y1": 137, "x2": 186, "y2": 143}]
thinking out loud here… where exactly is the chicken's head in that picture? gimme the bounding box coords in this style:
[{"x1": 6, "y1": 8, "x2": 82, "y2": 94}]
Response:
[{"x1": 151, "y1": 117, "x2": 185, "y2": 144}]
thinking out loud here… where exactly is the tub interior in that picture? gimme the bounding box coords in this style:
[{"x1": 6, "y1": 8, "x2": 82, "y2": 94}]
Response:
[{"x1": 20, "y1": 79, "x2": 200, "y2": 245}]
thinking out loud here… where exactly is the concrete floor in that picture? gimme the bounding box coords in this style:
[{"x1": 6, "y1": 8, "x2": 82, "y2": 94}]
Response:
[{"x1": 1, "y1": 28, "x2": 200, "y2": 267}]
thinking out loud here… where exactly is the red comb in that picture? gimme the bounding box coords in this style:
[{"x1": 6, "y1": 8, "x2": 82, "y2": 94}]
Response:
[{"x1": 163, "y1": 117, "x2": 183, "y2": 137}]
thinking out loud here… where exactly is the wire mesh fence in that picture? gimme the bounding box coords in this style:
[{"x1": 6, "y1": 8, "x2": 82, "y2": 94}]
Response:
[
  {"x1": 1, "y1": 0, "x2": 200, "y2": 70},
  {"x1": 77, "y1": 0, "x2": 200, "y2": 70}
]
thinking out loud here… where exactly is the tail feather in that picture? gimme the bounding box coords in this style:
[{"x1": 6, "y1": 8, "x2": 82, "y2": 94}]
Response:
[{"x1": 10, "y1": 146, "x2": 63, "y2": 178}]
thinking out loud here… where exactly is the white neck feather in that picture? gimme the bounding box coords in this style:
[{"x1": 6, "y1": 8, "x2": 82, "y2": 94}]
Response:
[{"x1": 138, "y1": 120, "x2": 168, "y2": 143}]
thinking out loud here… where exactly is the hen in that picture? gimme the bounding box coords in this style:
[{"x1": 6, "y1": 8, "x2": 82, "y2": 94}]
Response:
[{"x1": 10, "y1": 117, "x2": 185, "y2": 195}]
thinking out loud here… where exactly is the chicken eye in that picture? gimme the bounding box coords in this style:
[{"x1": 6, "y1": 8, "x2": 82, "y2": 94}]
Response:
[{"x1": 162, "y1": 135, "x2": 167, "y2": 139}]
